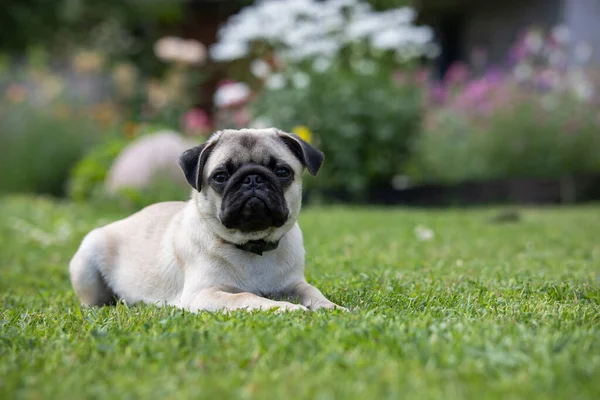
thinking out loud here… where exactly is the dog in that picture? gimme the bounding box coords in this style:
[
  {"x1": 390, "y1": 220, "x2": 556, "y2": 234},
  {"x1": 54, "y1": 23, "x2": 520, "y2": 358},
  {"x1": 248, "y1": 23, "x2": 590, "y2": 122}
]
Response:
[{"x1": 69, "y1": 128, "x2": 346, "y2": 312}]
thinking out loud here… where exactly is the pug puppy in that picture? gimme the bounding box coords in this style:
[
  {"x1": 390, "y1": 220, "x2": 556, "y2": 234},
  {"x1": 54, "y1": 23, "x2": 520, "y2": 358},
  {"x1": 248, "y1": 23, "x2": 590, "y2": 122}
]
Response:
[{"x1": 69, "y1": 128, "x2": 346, "y2": 312}]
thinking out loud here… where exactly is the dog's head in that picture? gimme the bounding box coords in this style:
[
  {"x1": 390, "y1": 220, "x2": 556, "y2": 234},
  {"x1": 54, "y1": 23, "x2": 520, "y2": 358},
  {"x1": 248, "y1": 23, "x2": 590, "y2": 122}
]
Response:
[{"x1": 178, "y1": 128, "x2": 323, "y2": 244}]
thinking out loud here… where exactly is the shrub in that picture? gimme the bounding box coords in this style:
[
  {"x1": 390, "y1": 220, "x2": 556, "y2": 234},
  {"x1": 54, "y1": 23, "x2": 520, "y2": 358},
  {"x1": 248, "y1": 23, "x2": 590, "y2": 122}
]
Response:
[
  {"x1": 253, "y1": 70, "x2": 423, "y2": 196},
  {"x1": 0, "y1": 101, "x2": 104, "y2": 196},
  {"x1": 68, "y1": 138, "x2": 130, "y2": 202},
  {"x1": 210, "y1": 0, "x2": 434, "y2": 199},
  {"x1": 412, "y1": 27, "x2": 600, "y2": 184},
  {"x1": 109, "y1": 174, "x2": 190, "y2": 211},
  {"x1": 68, "y1": 134, "x2": 192, "y2": 212},
  {"x1": 414, "y1": 96, "x2": 600, "y2": 183}
]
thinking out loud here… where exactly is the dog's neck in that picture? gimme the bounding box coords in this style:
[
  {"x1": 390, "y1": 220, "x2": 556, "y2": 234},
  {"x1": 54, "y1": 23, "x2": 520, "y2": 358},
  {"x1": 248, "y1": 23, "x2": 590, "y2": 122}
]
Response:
[
  {"x1": 189, "y1": 197, "x2": 282, "y2": 256},
  {"x1": 235, "y1": 240, "x2": 279, "y2": 256}
]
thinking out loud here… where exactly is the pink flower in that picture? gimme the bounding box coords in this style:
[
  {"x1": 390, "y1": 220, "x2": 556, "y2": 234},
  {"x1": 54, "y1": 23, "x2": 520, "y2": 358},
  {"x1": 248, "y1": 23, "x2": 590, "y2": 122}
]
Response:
[
  {"x1": 454, "y1": 79, "x2": 492, "y2": 110},
  {"x1": 509, "y1": 42, "x2": 528, "y2": 64},
  {"x1": 413, "y1": 67, "x2": 430, "y2": 85},
  {"x1": 430, "y1": 83, "x2": 447, "y2": 104},
  {"x1": 214, "y1": 80, "x2": 251, "y2": 108},
  {"x1": 182, "y1": 108, "x2": 212, "y2": 135},
  {"x1": 535, "y1": 69, "x2": 559, "y2": 92},
  {"x1": 444, "y1": 62, "x2": 470, "y2": 86},
  {"x1": 484, "y1": 68, "x2": 504, "y2": 84}
]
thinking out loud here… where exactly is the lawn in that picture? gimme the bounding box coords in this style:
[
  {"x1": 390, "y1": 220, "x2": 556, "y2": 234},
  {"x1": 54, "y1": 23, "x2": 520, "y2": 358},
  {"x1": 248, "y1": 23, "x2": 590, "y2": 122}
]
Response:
[{"x1": 1, "y1": 196, "x2": 599, "y2": 399}]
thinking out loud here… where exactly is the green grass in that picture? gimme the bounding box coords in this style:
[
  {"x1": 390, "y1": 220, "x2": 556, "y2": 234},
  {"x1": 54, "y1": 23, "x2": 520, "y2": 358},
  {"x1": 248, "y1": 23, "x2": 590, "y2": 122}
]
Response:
[{"x1": 1, "y1": 196, "x2": 599, "y2": 400}]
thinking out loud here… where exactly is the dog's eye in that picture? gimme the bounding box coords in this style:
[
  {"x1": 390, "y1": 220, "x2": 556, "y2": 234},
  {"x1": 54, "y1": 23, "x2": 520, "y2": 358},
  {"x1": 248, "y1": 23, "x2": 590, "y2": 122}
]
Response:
[
  {"x1": 275, "y1": 167, "x2": 292, "y2": 178},
  {"x1": 212, "y1": 172, "x2": 230, "y2": 184}
]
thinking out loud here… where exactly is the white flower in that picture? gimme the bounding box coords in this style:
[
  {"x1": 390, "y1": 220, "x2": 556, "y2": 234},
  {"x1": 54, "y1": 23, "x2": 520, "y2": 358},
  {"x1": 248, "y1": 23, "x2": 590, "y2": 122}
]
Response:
[
  {"x1": 573, "y1": 81, "x2": 594, "y2": 102},
  {"x1": 265, "y1": 73, "x2": 286, "y2": 90},
  {"x1": 285, "y1": 37, "x2": 341, "y2": 61},
  {"x1": 250, "y1": 59, "x2": 271, "y2": 79},
  {"x1": 249, "y1": 116, "x2": 273, "y2": 129},
  {"x1": 154, "y1": 36, "x2": 180, "y2": 61},
  {"x1": 524, "y1": 30, "x2": 544, "y2": 54},
  {"x1": 154, "y1": 37, "x2": 206, "y2": 64},
  {"x1": 179, "y1": 39, "x2": 206, "y2": 65},
  {"x1": 371, "y1": 29, "x2": 403, "y2": 50},
  {"x1": 384, "y1": 7, "x2": 416, "y2": 24},
  {"x1": 414, "y1": 225, "x2": 434, "y2": 241},
  {"x1": 353, "y1": 59, "x2": 377, "y2": 75},
  {"x1": 351, "y1": 2, "x2": 372, "y2": 16},
  {"x1": 210, "y1": 0, "x2": 432, "y2": 65},
  {"x1": 346, "y1": 16, "x2": 381, "y2": 40},
  {"x1": 329, "y1": 0, "x2": 360, "y2": 8},
  {"x1": 371, "y1": 26, "x2": 432, "y2": 53},
  {"x1": 312, "y1": 57, "x2": 332, "y2": 73},
  {"x1": 210, "y1": 42, "x2": 248, "y2": 62},
  {"x1": 514, "y1": 64, "x2": 533, "y2": 81},
  {"x1": 292, "y1": 72, "x2": 310, "y2": 88},
  {"x1": 214, "y1": 82, "x2": 251, "y2": 108}
]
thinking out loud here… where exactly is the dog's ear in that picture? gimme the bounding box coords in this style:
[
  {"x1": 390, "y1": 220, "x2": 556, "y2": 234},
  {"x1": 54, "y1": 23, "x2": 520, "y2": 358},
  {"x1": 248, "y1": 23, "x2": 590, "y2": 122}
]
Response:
[
  {"x1": 178, "y1": 140, "x2": 216, "y2": 192},
  {"x1": 277, "y1": 130, "x2": 324, "y2": 176}
]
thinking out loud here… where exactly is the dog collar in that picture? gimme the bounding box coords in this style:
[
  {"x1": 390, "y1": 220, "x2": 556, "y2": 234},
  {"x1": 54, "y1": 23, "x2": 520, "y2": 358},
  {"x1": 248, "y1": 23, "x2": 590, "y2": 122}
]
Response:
[{"x1": 235, "y1": 239, "x2": 279, "y2": 256}]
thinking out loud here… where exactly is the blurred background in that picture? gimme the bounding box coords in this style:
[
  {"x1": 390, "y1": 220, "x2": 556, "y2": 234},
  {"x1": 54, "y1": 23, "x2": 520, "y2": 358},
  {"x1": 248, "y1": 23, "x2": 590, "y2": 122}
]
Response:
[{"x1": 2, "y1": 0, "x2": 600, "y2": 209}]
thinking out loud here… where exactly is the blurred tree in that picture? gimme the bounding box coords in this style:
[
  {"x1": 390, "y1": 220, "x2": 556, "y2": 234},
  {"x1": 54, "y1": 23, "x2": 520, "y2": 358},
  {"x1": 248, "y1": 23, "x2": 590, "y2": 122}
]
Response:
[{"x1": 0, "y1": 0, "x2": 182, "y2": 69}]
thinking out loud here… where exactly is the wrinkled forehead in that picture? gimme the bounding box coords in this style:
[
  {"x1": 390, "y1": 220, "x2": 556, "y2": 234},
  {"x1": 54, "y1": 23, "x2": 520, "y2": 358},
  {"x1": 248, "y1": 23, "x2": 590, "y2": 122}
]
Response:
[{"x1": 205, "y1": 130, "x2": 300, "y2": 172}]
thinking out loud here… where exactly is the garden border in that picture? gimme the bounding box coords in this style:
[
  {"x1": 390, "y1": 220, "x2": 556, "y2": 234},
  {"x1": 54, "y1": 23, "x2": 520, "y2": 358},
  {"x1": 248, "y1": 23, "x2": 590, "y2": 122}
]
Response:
[{"x1": 308, "y1": 175, "x2": 600, "y2": 207}]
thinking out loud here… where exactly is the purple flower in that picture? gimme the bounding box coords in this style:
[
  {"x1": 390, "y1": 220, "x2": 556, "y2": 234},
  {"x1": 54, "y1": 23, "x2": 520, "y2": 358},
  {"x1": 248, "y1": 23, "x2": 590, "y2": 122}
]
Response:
[
  {"x1": 430, "y1": 83, "x2": 447, "y2": 104},
  {"x1": 444, "y1": 62, "x2": 470, "y2": 86},
  {"x1": 454, "y1": 79, "x2": 491, "y2": 109},
  {"x1": 535, "y1": 69, "x2": 559, "y2": 92},
  {"x1": 509, "y1": 42, "x2": 528, "y2": 64},
  {"x1": 484, "y1": 68, "x2": 504, "y2": 85}
]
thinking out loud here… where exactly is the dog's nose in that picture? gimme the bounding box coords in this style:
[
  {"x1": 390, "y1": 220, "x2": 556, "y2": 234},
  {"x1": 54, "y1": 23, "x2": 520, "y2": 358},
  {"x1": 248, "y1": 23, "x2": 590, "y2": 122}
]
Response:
[{"x1": 243, "y1": 174, "x2": 264, "y2": 188}]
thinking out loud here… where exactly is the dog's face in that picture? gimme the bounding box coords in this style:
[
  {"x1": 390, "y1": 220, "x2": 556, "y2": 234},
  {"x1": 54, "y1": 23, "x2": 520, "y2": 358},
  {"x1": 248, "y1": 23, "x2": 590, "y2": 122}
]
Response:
[{"x1": 178, "y1": 128, "x2": 323, "y2": 243}]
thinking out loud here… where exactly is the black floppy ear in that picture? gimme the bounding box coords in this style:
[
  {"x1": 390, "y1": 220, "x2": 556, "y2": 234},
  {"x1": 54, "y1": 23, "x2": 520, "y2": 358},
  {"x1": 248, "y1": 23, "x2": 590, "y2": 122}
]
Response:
[
  {"x1": 178, "y1": 141, "x2": 214, "y2": 192},
  {"x1": 277, "y1": 131, "x2": 324, "y2": 176}
]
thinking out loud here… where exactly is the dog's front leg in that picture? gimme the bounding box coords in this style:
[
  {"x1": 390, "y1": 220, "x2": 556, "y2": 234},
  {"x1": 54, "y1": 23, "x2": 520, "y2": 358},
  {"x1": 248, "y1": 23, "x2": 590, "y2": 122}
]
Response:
[
  {"x1": 179, "y1": 286, "x2": 308, "y2": 313},
  {"x1": 286, "y1": 281, "x2": 348, "y2": 311}
]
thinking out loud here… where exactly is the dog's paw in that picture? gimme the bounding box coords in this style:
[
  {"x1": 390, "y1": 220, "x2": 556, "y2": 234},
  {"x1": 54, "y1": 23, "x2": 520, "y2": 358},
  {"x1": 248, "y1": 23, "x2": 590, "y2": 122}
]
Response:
[
  {"x1": 307, "y1": 301, "x2": 349, "y2": 312},
  {"x1": 273, "y1": 302, "x2": 308, "y2": 313}
]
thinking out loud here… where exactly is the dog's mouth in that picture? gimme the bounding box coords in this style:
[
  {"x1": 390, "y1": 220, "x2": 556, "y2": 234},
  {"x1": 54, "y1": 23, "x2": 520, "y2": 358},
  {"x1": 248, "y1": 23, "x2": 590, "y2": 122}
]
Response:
[
  {"x1": 231, "y1": 196, "x2": 281, "y2": 232},
  {"x1": 218, "y1": 165, "x2": 289, "y2": 233},
  {"x1": 221, "y1": 197, "x2": 287, "y2": 232}
]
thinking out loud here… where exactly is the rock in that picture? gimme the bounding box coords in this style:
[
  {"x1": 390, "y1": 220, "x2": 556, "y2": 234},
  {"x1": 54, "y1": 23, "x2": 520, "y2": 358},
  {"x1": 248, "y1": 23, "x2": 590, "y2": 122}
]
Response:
[{"x1": 105, "y1": 130, "x2": 200, "y2": 193}]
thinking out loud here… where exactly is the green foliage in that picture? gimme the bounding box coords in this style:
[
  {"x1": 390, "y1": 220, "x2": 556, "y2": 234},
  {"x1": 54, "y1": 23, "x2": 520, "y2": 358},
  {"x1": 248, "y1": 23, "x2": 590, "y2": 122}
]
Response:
[
  {"x1": 67, "y1": 138, "x2": 130, "y2": 202},
  {"x1": 0, "y1": 0, "x2": 182, "y2": 68},
  {"x1": 1, "y1": 196, "x2": 600, "y2": 399},
  {"x1": 0, "y1": 102, "x2": 104, "y2": 196},
  {"x1": 103, "y1": 174, "x2": 191, "y2": 212},
  {"x1": 413, "y1": 98, "x2": 600, "y2": 184},
  {"x1": 253, "y1": 71, "x2": 423, "y2": 198},
  {"x1": 68, "y1": 137, "x2": 190, "y2": 212}
]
